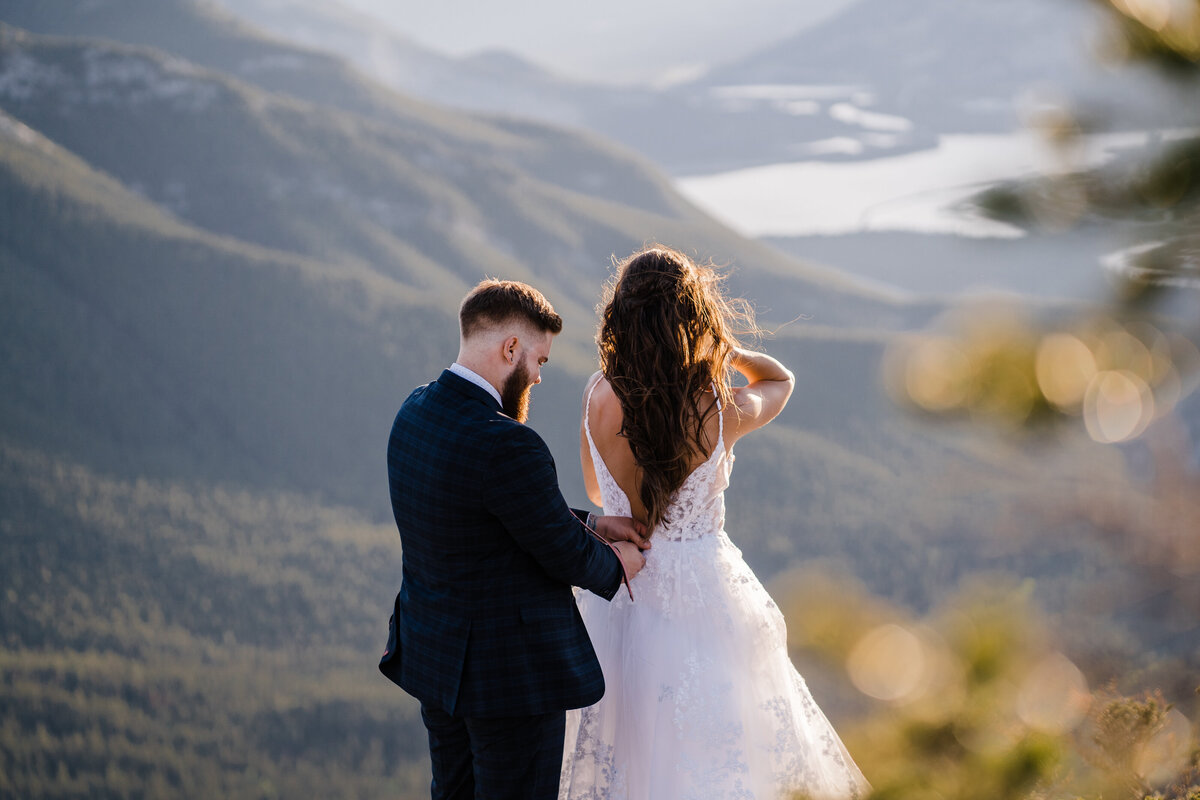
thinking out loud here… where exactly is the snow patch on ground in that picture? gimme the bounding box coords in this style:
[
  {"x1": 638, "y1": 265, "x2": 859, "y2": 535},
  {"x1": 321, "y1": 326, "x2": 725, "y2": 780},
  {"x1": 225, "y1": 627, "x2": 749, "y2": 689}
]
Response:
[
  {"x1": 828, "y1": 102, "x2": 913, "y2": 132},
  {"x1": 789, "y1": 137, "x2": 865, "y2": 157},
  {"x1": 0, "y1": 51, "x2": 70, "y2": 101},
  {"x1": 710, "y1": 84, "x2": 864, "y2": 101},
  {"x1": 239, "y1": 54, "x2": 308, "y2": 76},
  {"x1": 82, "y1": 49, "x2": 220, "y2": 112}
]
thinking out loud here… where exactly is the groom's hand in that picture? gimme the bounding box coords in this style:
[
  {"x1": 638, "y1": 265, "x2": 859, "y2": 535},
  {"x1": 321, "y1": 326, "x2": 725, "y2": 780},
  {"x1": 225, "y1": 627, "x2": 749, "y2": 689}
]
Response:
[
  {"x1": 613, "y1": 541, "x2": 646, "y2": 581},
  {"x1": 596, "y1": 515, "x2": 651, "y2": 550}
]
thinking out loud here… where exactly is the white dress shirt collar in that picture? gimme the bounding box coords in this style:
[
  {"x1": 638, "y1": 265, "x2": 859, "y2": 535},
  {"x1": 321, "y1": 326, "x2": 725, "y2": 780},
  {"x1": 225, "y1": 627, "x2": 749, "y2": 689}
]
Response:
[{"x1": 449, "y1": 362, "x2": 502, "y2": 407}]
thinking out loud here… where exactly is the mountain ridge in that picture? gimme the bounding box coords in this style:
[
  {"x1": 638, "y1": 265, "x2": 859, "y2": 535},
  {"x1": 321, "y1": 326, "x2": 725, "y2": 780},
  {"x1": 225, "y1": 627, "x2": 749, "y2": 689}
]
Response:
[{"x1": 0, "y1": 12, "x2": 903, "y2": 309}]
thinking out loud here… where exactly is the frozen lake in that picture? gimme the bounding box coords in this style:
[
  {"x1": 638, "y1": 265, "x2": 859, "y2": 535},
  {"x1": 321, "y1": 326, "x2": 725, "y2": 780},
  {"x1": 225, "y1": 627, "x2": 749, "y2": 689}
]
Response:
[{"x1": 675, "y1": 130, "x2": 1176, "y2": 239}]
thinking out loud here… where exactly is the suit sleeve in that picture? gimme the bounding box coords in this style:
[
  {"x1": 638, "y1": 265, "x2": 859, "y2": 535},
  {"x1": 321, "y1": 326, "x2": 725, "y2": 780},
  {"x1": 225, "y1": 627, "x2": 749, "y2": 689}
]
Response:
[{"x1": 483, "y1": 423, "x2": 623, "y2": 600}]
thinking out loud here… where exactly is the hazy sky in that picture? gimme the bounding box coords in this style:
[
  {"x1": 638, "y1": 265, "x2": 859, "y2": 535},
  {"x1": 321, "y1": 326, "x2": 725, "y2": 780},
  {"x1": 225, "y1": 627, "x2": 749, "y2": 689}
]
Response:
[{"x1": 331, "y1": 0, "x2": 859, "y2": 84}]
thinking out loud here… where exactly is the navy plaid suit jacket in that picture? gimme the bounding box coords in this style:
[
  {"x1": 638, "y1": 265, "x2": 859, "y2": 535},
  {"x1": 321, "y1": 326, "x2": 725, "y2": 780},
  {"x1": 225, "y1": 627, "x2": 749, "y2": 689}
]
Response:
[{"x1": 380, "y1": 369, "x2": 623, "y2": 718}]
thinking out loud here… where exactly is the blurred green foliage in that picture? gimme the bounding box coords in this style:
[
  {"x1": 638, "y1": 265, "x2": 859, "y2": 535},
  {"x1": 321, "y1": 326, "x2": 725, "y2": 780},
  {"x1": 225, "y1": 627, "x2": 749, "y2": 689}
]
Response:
[
  {"x1": 972, "y1": 0, "x2": 1200, "y2": 285},
  {"x1": 890, "y1": 0, "x2": 1200, "y2": 573},
  {"x1": 1095, "y1": 0, "x2": 1200, "y2": 70},
  {"x1": 929, "y1": 0, "x2": 1200, "y2": 431},
  {"x1": 779, "y1": 574, "x2": 1199, "y2": 800},
  {"x1": 875, "y1": 7, "x2": 1200, "y2": 795}
]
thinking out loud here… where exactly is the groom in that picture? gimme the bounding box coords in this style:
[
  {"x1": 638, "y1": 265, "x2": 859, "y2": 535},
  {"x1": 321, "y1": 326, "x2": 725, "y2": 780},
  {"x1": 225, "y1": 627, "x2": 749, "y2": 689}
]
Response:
[{"x1": 380, "y1": 279, "x2": 648, "y2": 800}]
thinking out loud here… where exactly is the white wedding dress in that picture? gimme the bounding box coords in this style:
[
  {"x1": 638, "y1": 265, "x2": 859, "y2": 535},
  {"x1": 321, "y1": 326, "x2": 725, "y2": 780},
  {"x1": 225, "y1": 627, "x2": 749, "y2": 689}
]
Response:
[{"x1": 560, "y1": 386, "x2": 870, "y2": 800}]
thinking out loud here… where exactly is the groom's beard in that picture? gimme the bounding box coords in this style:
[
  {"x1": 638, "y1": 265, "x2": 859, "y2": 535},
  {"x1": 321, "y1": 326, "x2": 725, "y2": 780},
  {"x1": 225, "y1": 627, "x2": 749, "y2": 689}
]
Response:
[{"x1": 500, "y1": 362, "x2": 532, "y2": 422}]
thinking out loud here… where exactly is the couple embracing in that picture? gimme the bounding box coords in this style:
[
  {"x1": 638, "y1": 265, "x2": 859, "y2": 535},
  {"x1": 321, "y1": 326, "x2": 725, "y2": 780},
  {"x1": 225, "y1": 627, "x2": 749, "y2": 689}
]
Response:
[{"x1": 380, "y1": 245, "x2": 869, "y2": 800}]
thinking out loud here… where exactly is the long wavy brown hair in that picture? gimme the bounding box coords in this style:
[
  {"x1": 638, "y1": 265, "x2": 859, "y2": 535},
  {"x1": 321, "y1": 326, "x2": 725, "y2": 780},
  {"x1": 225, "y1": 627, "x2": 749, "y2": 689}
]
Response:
[{"x1": 597, "y1": 245, "x2": 756, "y2": 533}]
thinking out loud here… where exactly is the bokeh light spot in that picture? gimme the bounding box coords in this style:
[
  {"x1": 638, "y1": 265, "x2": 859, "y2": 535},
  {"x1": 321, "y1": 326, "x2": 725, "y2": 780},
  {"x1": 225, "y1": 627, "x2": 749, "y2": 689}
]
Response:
[
  {"x1": 1083, "y1": 370, "x2": 1155, "y2": 443},
  {"x1": 1135, "y1": 708, "x2": 1193, "y2": 785},
  {"x1": 1036, "y1": 333, "x2": 1097, "y2": 409},
  {"x1": 1096, "y1": 328, "x2": 1153, "y2": 375},
  {"x1": 905, "y1": 338, "x2": 970, "y2": 412},
  {"x1": 848, "y1": 623, "x2": 927, "y2": 702},
  {"x1": 1016, "y1": 652, "x2": 1091, "y2": 733},
  {"x1": 1116, "y1": 0, "x2": 1173, "y2": 31}
]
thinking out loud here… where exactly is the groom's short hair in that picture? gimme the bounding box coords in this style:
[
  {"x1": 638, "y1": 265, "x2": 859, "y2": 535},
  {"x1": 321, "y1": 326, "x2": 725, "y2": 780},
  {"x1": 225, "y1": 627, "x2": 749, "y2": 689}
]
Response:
[{"x1": 459, "y1": 279, "x2": 563, "y2": 340}]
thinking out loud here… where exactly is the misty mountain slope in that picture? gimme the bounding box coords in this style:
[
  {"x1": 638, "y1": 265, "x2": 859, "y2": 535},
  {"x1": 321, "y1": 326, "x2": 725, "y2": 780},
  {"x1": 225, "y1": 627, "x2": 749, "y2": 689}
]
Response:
[
  {"x1": 0, "y1": 0, "x2": 1172, "y2": 620},
  {"x1": 0, "y1": 12, "x2": 1144, "y2": 590},
  {"x1": 188, "y1": 0, "x2": 870, "y2": 174},
  {"x1": 0, "y1": 0, "x2": 464, "y2": 130},
  {"x1": 0, "y1": 21, "x2": 916, "y2": 518},
  {"x1": 207, "y1": 0, "x2": 586, "y2": 113},
  {"x1": 0, "y1": 23, "x2": 908, "y2": 322},
  {"x1": 698, "y1": 0, "x2": 1195, "y2": 135},
  {"x1": 0, "y1": 105, "x2": 452, "y2": 507},
  {"x1": 0, "y1": 0, "x2": 696, "y2": 215},
  {"x1": 0, "y1": 40, "x2": 963, "y2": 626},
  {"x1": 0, "y1": 27, "x2": 638, "y2": 303},
  {"x1": 197, "y1": 0, "x2": 1171, "y2": 176},
  {"x1": 0, "y1": 116, "x2": 914, "y2": 532}
]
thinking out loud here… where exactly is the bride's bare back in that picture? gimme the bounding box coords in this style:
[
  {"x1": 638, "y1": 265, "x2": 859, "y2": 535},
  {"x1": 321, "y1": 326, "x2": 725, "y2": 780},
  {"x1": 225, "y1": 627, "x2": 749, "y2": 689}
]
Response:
[
  {"x1": 581, "y1": 376, "x2": 722, "y2": 522},
  {"x1": 580, "y1": 349, "x2": 794, "y2": 524}
]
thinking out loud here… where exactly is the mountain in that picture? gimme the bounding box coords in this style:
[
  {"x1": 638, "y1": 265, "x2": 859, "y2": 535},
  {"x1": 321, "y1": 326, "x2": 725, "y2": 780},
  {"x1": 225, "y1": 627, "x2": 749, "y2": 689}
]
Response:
[
  {"x1": 196, "y1": 0, "x2": 879, "y2": 173},
  {"x1": 0, "y1": 0, "x2": 696, "y2": 208},
  {"x1": 208, "y1": 0, "x2": 598, "y2": 119},
  {"x1": 0, "y1": 97, "x2": 441, "y2": 794},
  {"x1": 237, "y1": 0, "x2": 851, "y2": 86},
  {"x1": 0, "y1": 18, "x2": 915, "y2": 510},
  {"x1": 705, "y1": 0, "x2": 1096, "y2": 129},
  {"x1": 701, "y1": 0, "x2": 1200, "y2": 142},
  {"x1": 0, "y1": 10, "x2": 923, "y2": 796},
  {"x1": 205, "y1": 0, "x2": 1200, "y2": 176}
]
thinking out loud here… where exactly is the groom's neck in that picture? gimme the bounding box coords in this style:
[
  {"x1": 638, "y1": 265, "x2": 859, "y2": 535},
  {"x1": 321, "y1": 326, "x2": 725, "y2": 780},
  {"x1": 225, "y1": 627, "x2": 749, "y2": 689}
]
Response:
[{"x1": 454, "y1": 350, "x2": 505, "y2": 398}]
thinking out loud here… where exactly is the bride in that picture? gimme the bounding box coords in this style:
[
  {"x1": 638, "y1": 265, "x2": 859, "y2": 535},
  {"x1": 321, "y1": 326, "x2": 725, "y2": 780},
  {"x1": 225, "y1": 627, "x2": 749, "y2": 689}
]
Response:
[{"x1": 560, "y1": 246, "x2": 869, "y2": 800}]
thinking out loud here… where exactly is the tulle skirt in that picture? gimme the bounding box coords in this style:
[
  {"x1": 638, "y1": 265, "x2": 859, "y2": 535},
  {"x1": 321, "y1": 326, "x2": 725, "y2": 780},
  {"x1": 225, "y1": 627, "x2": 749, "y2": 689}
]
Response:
[{"x1": 560, "y1": 531, "x2": 869, "y2": 800}]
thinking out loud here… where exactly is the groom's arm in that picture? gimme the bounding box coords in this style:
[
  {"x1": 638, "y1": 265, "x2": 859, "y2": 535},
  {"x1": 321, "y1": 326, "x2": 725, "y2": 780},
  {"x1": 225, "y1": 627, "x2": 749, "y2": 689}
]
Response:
[{"x1": 483, "y1": 423, "x2": 625, "y2": 600}]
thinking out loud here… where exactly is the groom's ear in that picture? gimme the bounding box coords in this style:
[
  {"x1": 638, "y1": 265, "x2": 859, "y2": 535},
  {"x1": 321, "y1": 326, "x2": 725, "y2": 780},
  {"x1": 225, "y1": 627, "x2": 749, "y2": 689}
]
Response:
[{"x1": 501, "y1": 335, "x2": 520, "y2": 366}]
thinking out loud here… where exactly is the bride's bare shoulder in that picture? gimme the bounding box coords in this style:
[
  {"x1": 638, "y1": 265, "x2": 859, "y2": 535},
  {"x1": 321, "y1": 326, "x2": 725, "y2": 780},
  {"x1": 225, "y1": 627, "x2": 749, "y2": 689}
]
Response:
[
  {"x1": 582, "y1": 372, "x2": 622, "y2": 429},
  {"x1": 583, "y1": 371, "x2": 611, "y2": 405}
]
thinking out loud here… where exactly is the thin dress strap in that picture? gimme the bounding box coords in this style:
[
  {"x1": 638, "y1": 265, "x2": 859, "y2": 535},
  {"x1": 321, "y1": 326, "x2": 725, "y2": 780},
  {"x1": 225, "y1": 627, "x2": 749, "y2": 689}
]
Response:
[
  {"x1": 584, "y1": 377, "x2": 610, "y2": 482},
  {"x1": 585, "y1": 377, "x2": 601, "y2": 444},
  {"x1": 583, "y1": 378, "x2": 635, "y2": 521}
]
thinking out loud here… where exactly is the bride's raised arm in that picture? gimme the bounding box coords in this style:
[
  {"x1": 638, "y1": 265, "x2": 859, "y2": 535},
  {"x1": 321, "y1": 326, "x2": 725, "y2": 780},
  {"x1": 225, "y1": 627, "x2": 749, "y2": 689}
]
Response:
[{"x1": 726, "y1": 347, "x2": 795, "y2": 445}]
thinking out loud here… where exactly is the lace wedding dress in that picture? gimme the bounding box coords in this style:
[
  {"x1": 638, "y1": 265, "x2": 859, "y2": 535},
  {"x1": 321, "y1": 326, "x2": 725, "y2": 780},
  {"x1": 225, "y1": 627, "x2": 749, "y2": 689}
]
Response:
[{"x1": 560, "y1": 386, "x2": 870, "y2": 800}]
